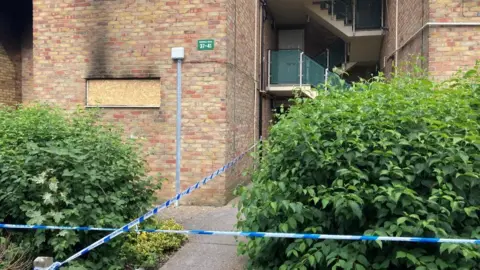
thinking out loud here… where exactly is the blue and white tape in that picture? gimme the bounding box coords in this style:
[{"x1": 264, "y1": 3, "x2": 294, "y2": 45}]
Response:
[
  {"x1": 47, "y1": 143, "x2": 258, "y2": 269},
  {"x1": 2, "y1": 223, "x2": 479, "y2": 245},
  {"x1": 164, "y1": 230, "x2": 480, "y2": 245},
  {"x1": 0, "y1": 223, "x2": 116, "y2": 232}
]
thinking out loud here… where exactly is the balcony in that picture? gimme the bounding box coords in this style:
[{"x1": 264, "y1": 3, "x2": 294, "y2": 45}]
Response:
[
  {"x1": 309, "y1": 0, "x2": 384, "y2": 36},
  {"x1": 267, "y1": 49, "x2": 346, "y2": 98},
  {"x1": 305, "y1": 0, "x2": 384, "y2": 63}
]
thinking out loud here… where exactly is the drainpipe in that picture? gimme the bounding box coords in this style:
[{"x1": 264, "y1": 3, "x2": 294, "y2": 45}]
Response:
[
  {"x1": 388, "y1": 22, "x2": 480, "y2": 62},
  {"x1": 395, "y1": 0, "x2": 398, "y2": 73},
  {"x1": 331, "y1": 0, "x2": 334, "y2": 20},
  {"x1": 259, "y1": 0, "x2": 266, "y2": 140},
  {"x1": 352, "y1": 0, "x2": 356, "y2": 35},
  {"x1": 253, "y1": 0, "x2": 258, "y2": 144},
  {"x1": 381, "y1": 0, "x2": 384, "y2": 29}
]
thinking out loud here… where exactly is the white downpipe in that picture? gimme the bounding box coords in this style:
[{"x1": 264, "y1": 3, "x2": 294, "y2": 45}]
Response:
[
  {"x1": 388, "y1": 21, "x2": 480, "y2": 63},
  {"x1": 299, "y1": 52, "x2": 304, "y2": 87}
]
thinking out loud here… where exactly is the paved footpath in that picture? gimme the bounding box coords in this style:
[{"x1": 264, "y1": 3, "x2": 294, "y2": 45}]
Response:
[{"x1": 158, "y1": 198, "x2": 247, "y2": 270}]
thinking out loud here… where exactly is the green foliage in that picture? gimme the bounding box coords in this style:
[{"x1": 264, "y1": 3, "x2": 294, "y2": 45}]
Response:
[
  {"x1": 237, "y1": 64, "x2": 480, "y2": 269},
  {"x1": 0, "y1": 105, "x2": 162, "y2": 268},
  {"x1": 120, "y1": 219, "x2": 187, "y2": 269}
]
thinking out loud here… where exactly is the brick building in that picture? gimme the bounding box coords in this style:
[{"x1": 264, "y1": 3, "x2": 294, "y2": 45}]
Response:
[
  {"x1": 382, "y1": 0, "x2": 480, "y2": 80},
  {"x1": 0, "y1": 0, "x2": 479, "y2": 205}
]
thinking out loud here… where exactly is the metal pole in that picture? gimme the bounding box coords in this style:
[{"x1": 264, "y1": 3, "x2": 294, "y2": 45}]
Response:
[
  {"x1": 299, "y1": 52, "x2": 304, "y2": 87},
  {"x1": 381, "y1": 0, "x2": 384, "y2": 29},
  {"x1": 352, "y1": 0, "x2": 356, "y2": 35},
  {"x1": 331, "y1": 0, "x2": 335, "y2": 20},
  {"x1": 325, "y1": 68, "x2": 329, "y2": 91},
  {"x1": 175, "y1": 59, "x2": 182, "y2": 207},
  {"x1": 326, "y1": 49, "x2": 330, "y2": 70},
  {"x1": 267, "y1": 50, "x2": 271, "y2": 87}
]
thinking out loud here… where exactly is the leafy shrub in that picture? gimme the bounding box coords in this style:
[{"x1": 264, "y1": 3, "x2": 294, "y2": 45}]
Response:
[
  {"x1": 237, "y1": 65, "x2": 480, "y2": 269},
  {"x1": 0, "y1": 235, "x2": 32, "y2": 270},
  {"x1": 0, "y1": 105, "x2": 162, "y2": 269},
  {"x1": 120, "y1": 219, "x2": 187, "y2": 269}
]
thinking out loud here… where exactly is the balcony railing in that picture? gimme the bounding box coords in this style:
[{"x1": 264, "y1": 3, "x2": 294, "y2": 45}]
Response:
[
  {"x1": 356, "y1": 0, "x2": 383, "y2": 30},
  {"x1": 268, "y1": 49, "x2": 348, "y2": 90},
  {"x1": 322, "y1": 0, "x2": 384, "y2": 31},
  {"x1": 313, "y1": 39, "x2": 346, "y2": 70},
  {"x1": 269, "y1": 50, "x2": 325, "y2": 88}
]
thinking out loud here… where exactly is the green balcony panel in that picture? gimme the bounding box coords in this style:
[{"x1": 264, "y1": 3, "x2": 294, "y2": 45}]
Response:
[
  {"x1": 314, "y1": 52, "x2": 328, "y2": 68},
  {"x1": 270, "y1": 50, "x2": 301, "y2": 85},
  {"x1": 303, "y1": 55, "x2": 326, "y2": 89},
  {"x1": 356, "y1": 0, "x2": 382, "y2": 29}
]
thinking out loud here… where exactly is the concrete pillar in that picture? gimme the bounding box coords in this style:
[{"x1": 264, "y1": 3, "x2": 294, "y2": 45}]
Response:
[{"x1": 33, "y1": 257, "x2": 53, "y2": 270}]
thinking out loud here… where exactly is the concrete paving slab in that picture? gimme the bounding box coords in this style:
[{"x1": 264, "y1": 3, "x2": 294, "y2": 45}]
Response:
[{"x1": 158, "y1": 199, "x2": 247, "y2": 270}]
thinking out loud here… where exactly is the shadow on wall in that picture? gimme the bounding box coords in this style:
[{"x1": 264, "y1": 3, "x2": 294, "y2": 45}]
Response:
[
  {"x1": 0, "y1": 0, "x2": 32, "y2": 54},
  {"x1": 0, "y1": 0, "x2": 33, "y2": 103},
  {"x1": 86, "y1": 1, "x2": 156, "y2": 79},
  {"x1": 86, "y1": 0, "x2": 109, "y2": 78}
]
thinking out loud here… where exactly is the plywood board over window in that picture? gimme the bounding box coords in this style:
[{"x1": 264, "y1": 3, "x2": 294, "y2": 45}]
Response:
[{"x1": 86, "y1": 79, "x2": 161, "y2": 107}]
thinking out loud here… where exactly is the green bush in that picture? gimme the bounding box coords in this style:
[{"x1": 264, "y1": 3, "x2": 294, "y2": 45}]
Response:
[
  {"x1": 237, "y1": 65, "x2": 480, "y2": 269},
  {"x1": 0, "y1": 105, "x2": 162, "y2": 269},
  {"x1": 120, "y1": 219, "x2": 187, "y2": 269}
]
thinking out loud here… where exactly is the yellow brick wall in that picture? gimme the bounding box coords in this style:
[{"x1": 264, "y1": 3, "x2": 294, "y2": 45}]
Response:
[
  {"x1": 224, "y1": 0, "x2": 259, "y2": 201},
  {"x1": 381, "y1": 0, "x2": 429, "y2": 77},
  {"x1": 382, "y1": 0, "x2": 480, "y2": 80},
  {"x1": 0, "y1": 43, "x2": 17, "y2": 105},
  {"x1": 428, "y1": 0, "x2": 480, "y2": 80},
  {"x1": 32, "y1": 0, "x2": 231, "y2": 205}
]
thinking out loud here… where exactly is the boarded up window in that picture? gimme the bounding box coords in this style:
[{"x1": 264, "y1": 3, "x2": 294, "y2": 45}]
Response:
[{"x1": 86, "y1": 79, "x2": 161, "y2": 107}]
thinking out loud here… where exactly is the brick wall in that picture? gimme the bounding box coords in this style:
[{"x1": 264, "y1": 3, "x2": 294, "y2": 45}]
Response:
[
  {"x1": 381, "y1": 0, "x2": 429, "y2": 77},
  {"x1": 32, "y1": 0, "x2": 233, "y2": 205},
  {"x1": 0, "y1": 43, "x2": 17, "y2": 105},
  {"x1": 21, "y1": 24, "x2": 33, "y2": 99},
  {"x1": 382, "y1": 0, "x2": 479, "y2": 80},
  {"x1": 0, "y1": 10, "x2": 24, "y2": 106},
  {"x1": 260, "y1": 13, "x2": 277, "y2": 138},
  {"x1": 428, "y1": 0, "x2": 480, "y2": 80},
  {"x1": 224, "y1": 0, "x2": 258, "y2": 202}
]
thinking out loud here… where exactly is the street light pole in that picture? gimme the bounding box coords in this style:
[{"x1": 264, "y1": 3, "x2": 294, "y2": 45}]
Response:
[{"x1": 171, "y1": 47, "x2": 185, "y2": 207}]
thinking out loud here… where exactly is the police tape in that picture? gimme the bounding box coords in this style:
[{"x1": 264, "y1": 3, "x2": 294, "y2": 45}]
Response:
[
  {"x1": 1, "y1": 223, "x2": 479, "y2": 245},
  {"x1": 46, "y1": 142, "x2": 259, "y2": 269},
  {"x1": 0, "y1": 223, "x2": 117, "y2": 232}
]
